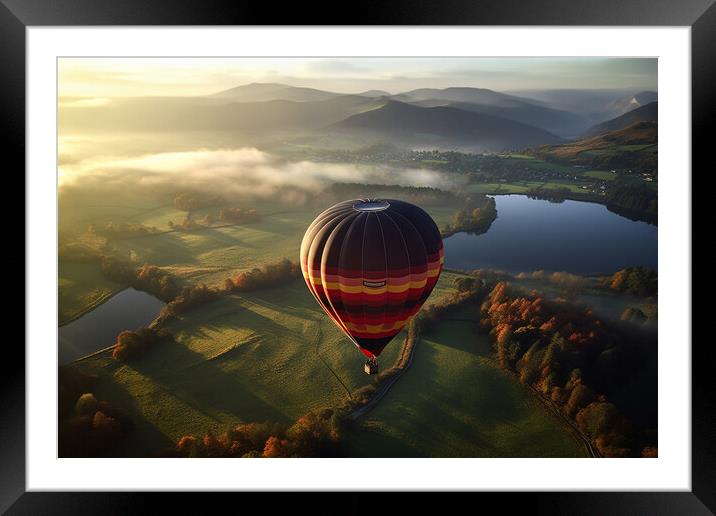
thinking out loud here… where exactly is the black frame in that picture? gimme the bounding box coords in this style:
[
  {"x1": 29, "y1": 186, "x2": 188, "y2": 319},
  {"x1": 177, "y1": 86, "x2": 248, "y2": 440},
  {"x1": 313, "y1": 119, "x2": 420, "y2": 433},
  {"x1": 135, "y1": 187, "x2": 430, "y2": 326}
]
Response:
[{"x1": 4, "y1": 0, "x2": 710, "y2": 513}]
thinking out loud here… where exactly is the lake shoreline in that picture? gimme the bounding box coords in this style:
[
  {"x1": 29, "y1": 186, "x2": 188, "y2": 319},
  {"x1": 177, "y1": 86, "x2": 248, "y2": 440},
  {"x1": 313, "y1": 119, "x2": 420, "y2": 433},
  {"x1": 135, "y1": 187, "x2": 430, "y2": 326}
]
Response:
[
  {"x1": 443, "y1": 194, "x2": 657, "y2": 275},
  {"x1": 59, "y1": 287, "x2": 166, "y2": 364},
  {"x1": 58, "y1": 284, "x2": 127, "y2": 328},
  {"x1": 480, "y1": 190, "x2": 657, "y2": 226}
]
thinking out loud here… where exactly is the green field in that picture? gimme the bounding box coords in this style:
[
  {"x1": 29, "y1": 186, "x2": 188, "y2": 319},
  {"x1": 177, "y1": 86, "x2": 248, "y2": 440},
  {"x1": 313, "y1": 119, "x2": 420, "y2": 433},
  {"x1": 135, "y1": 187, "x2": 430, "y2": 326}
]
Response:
[
  {"x1": 583, "y1": 170, "x2": 617, "y2": 181},
  {"x1": 58, "y1": 197, "x2": 466, "y2": 360},
  {"x1": 464, "y1": 179, "x2": 593, "y2": 195},
  {"x1": 496, "y1": 156, "x2": 575, "y2": 173},
  {"x1": 59, "y1": 261, "x2": 124, "y2": 326},
  {"x1": 464, "y1": 181, "x2": 545, "y2": 195},
  {"x1": 74, "y1": 272, "x2": 468, "y2": 456},
  {"x1": 542, "y1": 180, "x2": 597, "y2": 193},
  {"x1": 347, "y1": 307, "x2": 587, "y2": 457},
  {"x1": 60, "y1": 201, "x2": 462, "y2": 300}
]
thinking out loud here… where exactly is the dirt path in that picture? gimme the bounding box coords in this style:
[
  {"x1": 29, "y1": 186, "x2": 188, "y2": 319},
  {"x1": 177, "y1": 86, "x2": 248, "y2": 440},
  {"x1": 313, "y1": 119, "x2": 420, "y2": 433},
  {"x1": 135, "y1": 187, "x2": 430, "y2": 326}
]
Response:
[
  {"x1": 525, "y1": 383, "x2": 601, "y2": 458},
  {"x1": 350, "y1": 334, "x2": 418, "y2": 420},
  {"x1": 498, "y1": 361, "x2": 601, "y2": 458}
]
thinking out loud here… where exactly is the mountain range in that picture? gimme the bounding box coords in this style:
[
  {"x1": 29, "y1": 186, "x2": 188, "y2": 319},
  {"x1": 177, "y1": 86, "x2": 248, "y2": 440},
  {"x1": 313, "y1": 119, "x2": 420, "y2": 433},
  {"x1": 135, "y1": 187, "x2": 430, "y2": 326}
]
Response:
[
  {"x1": 59, "y1": 82, "x2": 658, "y2": 152},
  {"x1": 331, "y1": 100, "x2": 563, "y2": 151}
]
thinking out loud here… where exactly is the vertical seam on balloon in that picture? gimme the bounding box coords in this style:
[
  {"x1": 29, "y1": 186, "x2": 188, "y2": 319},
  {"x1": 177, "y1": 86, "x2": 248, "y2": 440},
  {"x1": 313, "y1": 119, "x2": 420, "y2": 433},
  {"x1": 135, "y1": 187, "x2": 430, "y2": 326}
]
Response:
[
  {"x1": 386, "y1": 209, "x2": 429, "y2": 315},
  {"x1": 383, "y1": 210, "x2": 413, "y2": 322},
  {"x1": 359, "y1": 212, "x2": 370, "y2": 355},
  {"x1": 320, "y1": 212, "x2": 360, "y2": 348},
  {"x1": 375, "y1": 211, "x2": 388, "y2": 349},
  {"x1": 304, "y1": 207, "x2": 353, "y2": 313},
  {"x1": 336, "y1": 212, "x2": 365, "y2": 348}
]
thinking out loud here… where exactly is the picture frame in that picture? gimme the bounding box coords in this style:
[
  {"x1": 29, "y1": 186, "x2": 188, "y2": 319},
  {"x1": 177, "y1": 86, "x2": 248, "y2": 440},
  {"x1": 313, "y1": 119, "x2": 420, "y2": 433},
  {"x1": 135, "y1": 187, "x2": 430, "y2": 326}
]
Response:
[{"x1": 5, "y1": 0, "x2": 709, "y2": 512}]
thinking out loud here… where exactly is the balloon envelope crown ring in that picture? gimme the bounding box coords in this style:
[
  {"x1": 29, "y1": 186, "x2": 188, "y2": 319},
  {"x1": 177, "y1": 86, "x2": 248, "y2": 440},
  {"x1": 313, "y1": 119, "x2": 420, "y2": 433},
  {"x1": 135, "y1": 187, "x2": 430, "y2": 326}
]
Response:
[{"x1": 300, "y1": 198, "x2": 444, "y2": 373}]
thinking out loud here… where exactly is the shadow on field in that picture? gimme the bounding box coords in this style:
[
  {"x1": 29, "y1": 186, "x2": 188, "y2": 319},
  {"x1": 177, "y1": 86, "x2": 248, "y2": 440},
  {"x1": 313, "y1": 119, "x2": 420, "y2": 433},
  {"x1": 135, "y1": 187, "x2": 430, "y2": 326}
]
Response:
[
  {"x1": 113, "y1": 232, "x2": 201, "y2": 266},
  {"x1": 94, "y1": 376, "x2": 175, "y2": 457},
  {"x1": 241, "y1": 294, "x2": 314, "y2": 322},
  {"x1": 193, "y1": 226, "x2": 257, "y2": 248},
  {"x1": 429, "y1": 318, "x2": 494, "y2": 357},
  {"x1": 420, "y1": 338, "x2": 527, "y2": 428},
  {"x1": 349, "y1": 331, "x2": 538, "y2": 457},
  {"x1": 347, "y1": 423, "x2": 426, "y2": 458},
  {"x1": 131, "y1": 333, "x2": 292, "y2": 426}
]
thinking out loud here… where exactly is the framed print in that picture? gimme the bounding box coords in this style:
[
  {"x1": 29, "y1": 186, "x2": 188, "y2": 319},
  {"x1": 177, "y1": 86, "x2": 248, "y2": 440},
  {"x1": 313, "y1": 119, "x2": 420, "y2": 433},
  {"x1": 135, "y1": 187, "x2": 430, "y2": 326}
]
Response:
[{"x1": 5, "y1": 0, "x2": 711, "y2": 512}]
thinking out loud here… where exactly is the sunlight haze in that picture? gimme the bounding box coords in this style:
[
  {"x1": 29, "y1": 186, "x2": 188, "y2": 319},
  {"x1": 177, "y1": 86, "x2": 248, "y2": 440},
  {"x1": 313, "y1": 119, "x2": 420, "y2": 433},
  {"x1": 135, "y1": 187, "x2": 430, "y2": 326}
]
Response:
[{"x1": 59, "y1": 57, "x2": 657, "y2": 97}]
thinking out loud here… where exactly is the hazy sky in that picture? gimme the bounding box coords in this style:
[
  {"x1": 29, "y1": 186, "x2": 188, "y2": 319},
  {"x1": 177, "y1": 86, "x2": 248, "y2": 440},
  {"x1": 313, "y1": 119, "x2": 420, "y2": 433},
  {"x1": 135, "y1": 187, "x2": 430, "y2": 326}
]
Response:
[{"x1": 59, "y1": 57, "x2": 657, "y2": 97}]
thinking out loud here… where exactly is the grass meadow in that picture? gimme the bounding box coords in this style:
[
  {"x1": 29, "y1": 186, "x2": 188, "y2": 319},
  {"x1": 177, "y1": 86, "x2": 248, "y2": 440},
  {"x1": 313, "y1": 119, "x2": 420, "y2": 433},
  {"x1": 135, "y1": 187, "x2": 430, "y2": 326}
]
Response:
[{"x1": 347, "y1": 307, "x2": 587, "y2": 457}]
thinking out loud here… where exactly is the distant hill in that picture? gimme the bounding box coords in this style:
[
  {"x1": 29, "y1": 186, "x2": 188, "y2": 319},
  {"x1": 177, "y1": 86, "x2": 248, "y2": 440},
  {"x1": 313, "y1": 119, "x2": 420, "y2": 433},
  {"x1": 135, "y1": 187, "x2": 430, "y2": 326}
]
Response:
[
  {"x1": 584, "y1": 102, "x2": 657, "y2": 137},
  {"x1": 392, "y1": 87, "x2": 588, "y2": 137},
  {"x1": 358, "y1": 90, "x2": 392, "y2": 98},
  {"x1": 330, "y1": 100, "x2": 563, "y2": 151},
  {"x1": 530, "y1": 120, "x2": 657, "y2": 172},
  {"x1": 210, "y1": 82, "x2": 343, "y2": 102},
  {"x1": 209, "y1": 83, "x2": 586, "y2": 136},
  {"x1": 59, "y1": 94, "x2": 386, "y2": 133},
  {"x1": 393, "y1": 87, "x2": 541, "y2": 107},
  {"x1": 440, "y1": 101, "x2": 586, "y2": 138}
]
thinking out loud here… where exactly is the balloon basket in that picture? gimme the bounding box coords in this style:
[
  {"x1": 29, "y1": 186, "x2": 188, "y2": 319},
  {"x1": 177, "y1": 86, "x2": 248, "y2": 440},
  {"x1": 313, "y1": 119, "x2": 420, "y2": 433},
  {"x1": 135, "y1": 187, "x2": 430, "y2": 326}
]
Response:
[{"x1": 363, "y1": 359, "x2": 379, "y2": 375}]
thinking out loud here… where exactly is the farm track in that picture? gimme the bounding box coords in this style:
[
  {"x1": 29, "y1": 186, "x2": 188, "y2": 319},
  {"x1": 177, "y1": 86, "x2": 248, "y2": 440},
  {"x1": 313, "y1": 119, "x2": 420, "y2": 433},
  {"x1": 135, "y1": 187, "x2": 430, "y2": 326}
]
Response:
[
  {"x1": 350, "y1": 334, "x2": 418, "y2": 420},
  {"x1": 524, "y1": 382, "x2": 601, "y2": 458}
]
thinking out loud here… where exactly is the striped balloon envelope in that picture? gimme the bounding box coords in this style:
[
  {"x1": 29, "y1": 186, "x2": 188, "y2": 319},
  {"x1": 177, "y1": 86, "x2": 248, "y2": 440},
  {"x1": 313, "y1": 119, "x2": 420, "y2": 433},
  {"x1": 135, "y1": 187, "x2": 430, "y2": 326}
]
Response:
[{"x1": 300, "y1": 199, "x2": 444, "y2": 362}]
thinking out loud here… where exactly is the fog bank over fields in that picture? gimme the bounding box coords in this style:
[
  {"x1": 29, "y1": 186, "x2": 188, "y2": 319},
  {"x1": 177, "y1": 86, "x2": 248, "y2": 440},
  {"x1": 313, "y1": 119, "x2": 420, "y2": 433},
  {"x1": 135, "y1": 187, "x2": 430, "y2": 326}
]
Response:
[{"x1": 59, "y1": 146, "x2": 467, "y2": 203}]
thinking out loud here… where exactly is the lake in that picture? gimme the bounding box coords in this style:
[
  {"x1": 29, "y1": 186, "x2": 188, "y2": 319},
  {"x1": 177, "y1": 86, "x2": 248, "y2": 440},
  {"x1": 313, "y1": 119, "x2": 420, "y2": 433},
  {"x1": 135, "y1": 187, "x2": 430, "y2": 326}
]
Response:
[
  {"x1": 444, "y1": 195, "x2": 657, "y2": 275},
  {"x1": 58, "y1": 287, "x2": 165, "y2": 364}
]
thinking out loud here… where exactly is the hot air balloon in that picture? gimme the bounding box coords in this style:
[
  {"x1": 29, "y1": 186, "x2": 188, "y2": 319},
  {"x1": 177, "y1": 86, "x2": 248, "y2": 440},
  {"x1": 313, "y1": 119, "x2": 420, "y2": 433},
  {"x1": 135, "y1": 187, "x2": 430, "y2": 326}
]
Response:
[{"x1": 300, "y1": 198, "x2": 444, "y2": 375}]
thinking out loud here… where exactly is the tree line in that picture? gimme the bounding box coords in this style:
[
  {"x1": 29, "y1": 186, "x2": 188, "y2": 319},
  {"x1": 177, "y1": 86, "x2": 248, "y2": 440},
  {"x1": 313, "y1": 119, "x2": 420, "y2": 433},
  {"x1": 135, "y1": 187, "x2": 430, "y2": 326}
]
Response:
[
  {"x1": 323, "y1": 182, "x2": 460, "y2": 206},
  {"x1": 479, "y1": 281, "x2": 657, "y2": 457},
  {"x1": 605, "y1": 181, "x2": 657, "y2": 224},
  {"x1": 441, "y1": 196, "x2": 497, "y2": 238},
  {"x1": 608, "y1": 267, "x2": 657, "y2": 297},
  {"x1": 158, "y1": 408, "x2": 345, "y2": 458},
  {"x1": 225, "y1": 258, "x2": 302, "y2": 292},
  {"x1": 58, "y1": 366, "x2": 133, "y2": 457},
  {"x1": 112, "y1": 327, "x2": 173, "y2": 361},
  {"x1": 173, "y1": 191, "x2": 225, "y2": 212},
  {"x1": 89, "y1": 221, "x2": 159, "y2": 238},
  {"x1": 526, "y1": 186, "x2": 572, "y2": 203},
  {"x1": 218, "y1": 207, "x2": 258, "y2": 223},
  {"x1": 101, "y1": 257, "x2": 180, "y2": 301}
]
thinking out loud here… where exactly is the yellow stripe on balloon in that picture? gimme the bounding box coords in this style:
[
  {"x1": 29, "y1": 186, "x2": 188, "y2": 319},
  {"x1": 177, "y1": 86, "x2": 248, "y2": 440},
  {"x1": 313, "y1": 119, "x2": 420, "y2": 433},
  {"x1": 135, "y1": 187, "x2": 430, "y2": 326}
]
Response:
[{"x1": 343, "y1": 317, "x2": 411, "y2": 334}]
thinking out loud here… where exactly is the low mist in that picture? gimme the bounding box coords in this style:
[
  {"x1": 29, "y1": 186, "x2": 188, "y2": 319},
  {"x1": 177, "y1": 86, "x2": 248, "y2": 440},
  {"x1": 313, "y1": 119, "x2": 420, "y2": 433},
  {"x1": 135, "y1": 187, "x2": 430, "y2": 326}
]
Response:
[{"x1": 59, "y1": 146, "x2": 466, "y2": 204}]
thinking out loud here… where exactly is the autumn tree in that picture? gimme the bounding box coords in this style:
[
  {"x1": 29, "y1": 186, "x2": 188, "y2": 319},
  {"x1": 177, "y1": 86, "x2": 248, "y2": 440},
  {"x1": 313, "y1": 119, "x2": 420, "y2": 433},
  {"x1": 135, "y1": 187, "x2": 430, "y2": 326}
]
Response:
[
  {"x1": 609, "y1": 267, "x2": 657, "y2": 297},
  {"x1": 112, "y1": 328, "x2": 172, "y2": 362}
]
